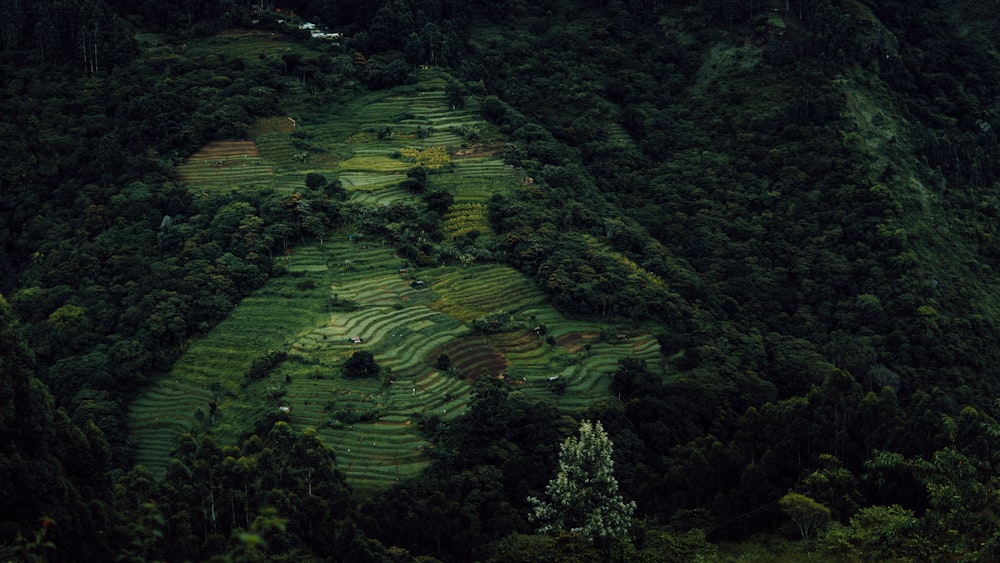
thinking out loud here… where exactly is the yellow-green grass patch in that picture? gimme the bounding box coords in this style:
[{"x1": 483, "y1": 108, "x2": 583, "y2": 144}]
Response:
[
  {"x1": 338, "y1": 155, "x2": 411, "y2": 173},
  {"x1": 426, "y1": 265, "x2": 549, "y2": 324},
  {"x1": 443, "y1": 202, "x2": 491, "y2": 239}
]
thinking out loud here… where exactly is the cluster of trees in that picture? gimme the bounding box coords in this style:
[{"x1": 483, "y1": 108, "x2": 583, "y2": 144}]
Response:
[
  {"x1": 0, "y1": 6, "x2": 354, "y2": 525},
  {"x1": 456, "y1": 0, "x2": 1000, "y2": 555},
  {"x1": 0, "y1": 0, "x2": 136, "y2": 69},
  {"x1": 111, "y1": 423, "x2": 394, "y2": 562}
]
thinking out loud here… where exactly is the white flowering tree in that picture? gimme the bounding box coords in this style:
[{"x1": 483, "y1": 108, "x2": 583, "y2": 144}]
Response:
[{"x1": 528, "y1": 420, "x2": 636, "y2": 544}]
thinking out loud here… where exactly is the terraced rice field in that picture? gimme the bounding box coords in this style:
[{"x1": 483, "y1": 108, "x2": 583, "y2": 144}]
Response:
[
  {"x1": 176, "y1": 140, "x2": 274, "y2": 191},
  {"x1": 127, "y1": 379, "x2": 214, "y2": 477},
  {"x1": 255, "y1": 134, "x2": 300, "y2": 172},
  {"x1": 128, "y1": 268, "x2": 330, "y2": 478},
  {"x1": 132, "y1": 64, "x2": 666, "y2": 489},
  {"x1": 442, "y1": 202, "x2": 491, "y2": 239},
  {"x1": 289, "y1": 68, "x2": 495, "y2": 207},
  {"x1": 180, "y1": 112, "x2": 341, "y2": 195},
  {"x1": 605, "y1": 121, "x2": 637, "y2": 149},
  {"x1": 425, "y1": 265, "x2": 550, "y2": 324},
  {"x1": 272, "y1": 243, "x2": 474, "y2": 488}
]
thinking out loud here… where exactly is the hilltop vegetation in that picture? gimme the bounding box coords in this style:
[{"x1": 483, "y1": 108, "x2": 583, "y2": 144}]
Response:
[{"x1": 5, "y1": 0, "x2": 1000, "y2": 561}]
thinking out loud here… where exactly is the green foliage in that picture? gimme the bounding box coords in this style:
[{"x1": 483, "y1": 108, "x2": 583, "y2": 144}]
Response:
[
  {"x1": 480, "y1": 95, "x2": 505, "y2": 122},
  {"x1": 528, "y1": 420, "x2": 636, "y2": 544},
  {"x1": 8, "y1": 517, "x2": 56, "y2": 563},
  {"x1": 203, "y1": 508, "x2": 287, "y2": 563},
  {"x1": 819, "y1": 505, "x2": 925, "y2": 562},
  {"x1": 633, "y1": 526, "x2": 718, "y2": 563},
  {"x1": 779, "y1": 492, "x2": 830, "y2": 540},
  {"x1": 861, "y1": 428, "x2": 1000, "y2": 561},
  {"x1": 797, "y1": 454, "x2": 862, "y2": 523},
  {"x1": 342, "y1": 350, "x2": 380, "y2": 379},
  {"x1": 304, "y1": 173, "x2": 327, "y2": 189},
  {"x1": 0, "y1": 296, "x2": 115, "y2": 561},
  {"x1": 434, "y1": 353, "x2": 452, "y2": 372},
  {"x1": 247, "y1": 350, "x2": 288, "y2": 381},
  {"x1": 114, "y1": 502, "x2": 165, "y2": 563},
  {"x1": 155, "y1": 423, "x2": 389, "y2": 562},
  {"x1": 472, "y1": 310, "x2": 515, "y2": 333}
]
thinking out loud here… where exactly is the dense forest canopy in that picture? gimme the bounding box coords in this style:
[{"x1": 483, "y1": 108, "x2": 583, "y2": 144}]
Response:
[{"x1": 4, "y1": 0, "x2": 1000, "y2": 560}]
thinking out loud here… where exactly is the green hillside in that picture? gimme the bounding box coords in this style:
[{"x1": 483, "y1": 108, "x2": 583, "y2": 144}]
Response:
[{"x1": 6, "y1": 0, "x2": 1000, "y2": 561}]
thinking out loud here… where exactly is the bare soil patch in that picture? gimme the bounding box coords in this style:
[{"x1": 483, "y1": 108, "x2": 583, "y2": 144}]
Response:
[
  {"x1": 451, "y1": 143, "x2": 504, "y2": 159},
  {"x1": 556, "y1": 332, "x2": 600, "y2": 354}
]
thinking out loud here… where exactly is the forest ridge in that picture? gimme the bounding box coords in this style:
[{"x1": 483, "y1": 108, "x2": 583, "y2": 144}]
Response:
[{"x1": 3, "y1": 0, "x2": 1000, "y2": 561}]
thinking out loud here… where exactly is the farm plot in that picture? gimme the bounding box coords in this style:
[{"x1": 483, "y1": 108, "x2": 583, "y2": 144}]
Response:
[
  {"x1": 282, "y1": 245, "x2": 330, "y2": 273},
  {"x1": 128, "y1": 378, "x2": 213, "y2": 477},
  {"x1": 605, "y1": 121, "x2": 637, "y2": 149},
  {"x1": 270, "y1": 244, "x2": 480, "y2": 485},
  {"x1": 321, "y1": 419, "x2": 433, "y2": 489},
  {"x1": 348, "y1": 183, "x2": 412, "y2": 205},
  {"x1": 432, "y1": 335, "x2": 510, "y2": 381},
  {"x1": 430, "y1": 173, "x2": 516, "y2": 204},
  {"x1": 449, "y1": 157, "x2": 508, "y2": 179},
  {"x1": 134, "y1": 63, "x2": 667, "y2": 490},
  {"x1": 254, "y1": 134, "x2": 299, "y2": 171},
  {"x1": 515, "y1": 332, "x2": 662, "y2": 407},
  {"x1": 425, "y1": 265, "x2": 550, "y2": 324},
  {"x1": 280, "y1": 318, "x2": 472, "y2": 486},
  {"x1": 277, "y1": 361, "x2": 467, "y2": 489},
  {"x1": 128, "y1": 248, "x2": 331, "y2": 478},
  {"x1": 442, "y1": 202, "x2": 491, "y2": 239},
  {"x1": 259, "y1": 67, "x2": 510, "y2": 215},
  {"x1": 336, "y1": 155, "x2": 410, "y2": 197},
  {"x1": 323, "y1": 241, "x2": 414, "y2": 293},
  {"x1": 176, "y1": 140, "x2": 274, "y2": 191},
  {"x1": 281, "y1": 359, "x2": 475, "y2": 489}
]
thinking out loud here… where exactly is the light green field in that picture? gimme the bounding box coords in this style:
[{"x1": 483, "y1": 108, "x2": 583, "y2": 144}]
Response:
[{"x1": 442, "y1": 202, "x2": 491, "y2": 239}]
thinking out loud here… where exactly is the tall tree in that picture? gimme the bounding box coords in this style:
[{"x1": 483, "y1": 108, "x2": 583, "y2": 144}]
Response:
[
  {"x1": 528, "y1": 420, "x2": 635, "y2": 545},
  {"x1": 779, "y1": 492, "x2": 831, "y2": 540}
]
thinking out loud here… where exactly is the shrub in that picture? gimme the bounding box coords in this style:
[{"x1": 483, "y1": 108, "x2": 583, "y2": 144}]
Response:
[
  {"x1": 473, "y1": 311, "x2": 515, "y2": 333},
  {"x1": 343, "y1": 350, "x2": 380, "y2": 379},
  {"x1": 435, "y1": 353, "x2": 452, "y2": 371},
  {"x1": 305, "y1": 173, "x2": 327, "y2": 188},
  {"x1": 481, "y1": 95, "x2": 505, "y2": 122},
  {"x1": 247, "y1": 350, "x2": 288, "y2": 381}
]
